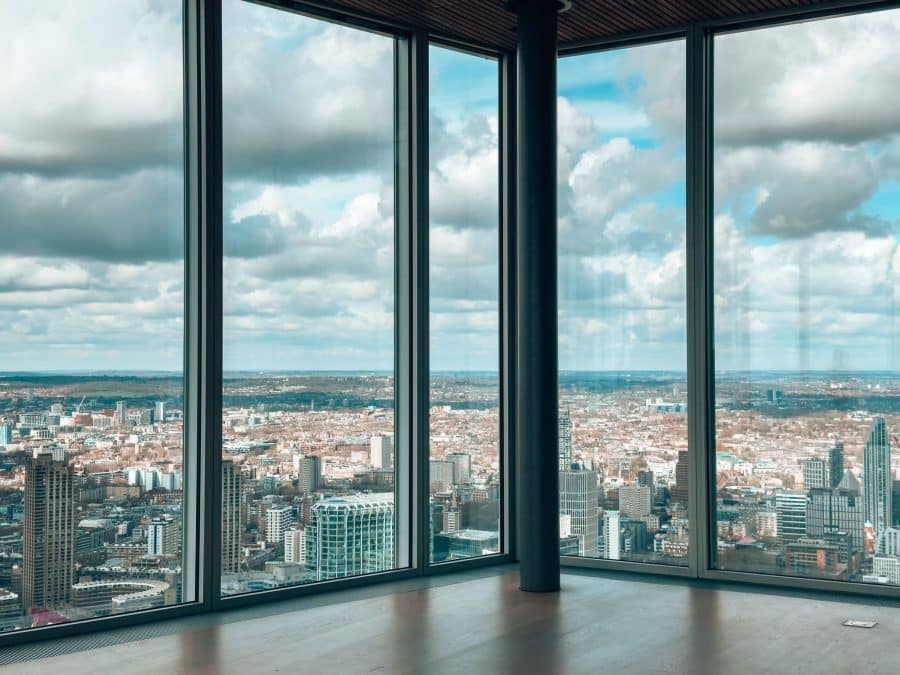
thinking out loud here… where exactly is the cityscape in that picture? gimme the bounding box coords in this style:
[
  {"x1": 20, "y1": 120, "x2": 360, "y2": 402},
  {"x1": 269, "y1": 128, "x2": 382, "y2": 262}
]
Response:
[
  {"x1": 0, "y1": 371, "x2": 502, "y2": 631},
  {"x1": 3, "y1": 369, "x2": 900, "y2": 632}
]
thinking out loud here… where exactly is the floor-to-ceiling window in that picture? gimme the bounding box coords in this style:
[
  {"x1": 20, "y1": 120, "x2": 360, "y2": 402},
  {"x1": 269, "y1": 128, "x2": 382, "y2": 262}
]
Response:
[
  {"x1": 220, "y1": 1, "x2": 401, "y2": 594},
  {"x1": 558, "y1": 40, "x2": 688, "y2": 565},
  {"x1": 712, "y1": 8, "x2": 900, "y2": 587},
  {"x1": 0, "y1": 0, "x2": 186, "y2": 632},
  {"x1": 428, "y1": 45, "x2": 501, "y2": 563}
]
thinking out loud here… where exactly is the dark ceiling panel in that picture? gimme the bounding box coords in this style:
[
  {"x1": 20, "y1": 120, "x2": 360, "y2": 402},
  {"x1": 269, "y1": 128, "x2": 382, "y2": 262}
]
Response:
[{"x1": 314, "y1": 0, "x2": 879, "y2": 50}]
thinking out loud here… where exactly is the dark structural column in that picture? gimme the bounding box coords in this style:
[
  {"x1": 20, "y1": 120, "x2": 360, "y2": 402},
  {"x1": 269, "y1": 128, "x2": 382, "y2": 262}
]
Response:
[{"x1": 515, "y1": 0, "x2": 560, "y2": 592}]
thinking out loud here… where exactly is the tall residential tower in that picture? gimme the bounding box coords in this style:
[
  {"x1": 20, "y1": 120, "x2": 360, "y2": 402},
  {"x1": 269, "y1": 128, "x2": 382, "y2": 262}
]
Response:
[{"x1": 23, "y1": 455, "x2": 75, "y2": 610}]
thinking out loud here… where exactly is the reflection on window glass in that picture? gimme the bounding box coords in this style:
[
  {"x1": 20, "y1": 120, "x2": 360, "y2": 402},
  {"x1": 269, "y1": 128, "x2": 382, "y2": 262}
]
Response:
[
  {"x1": 558, "y1": 41, "x2": 688, "y2": 565},
  {"x1": 428, "y1": 46, "x2": 501, "y2": 562},
  {"x1": 0, "y1": 1, "x2": 185, "y2": 633},
  {"x1": 221, "y1": 0, "x2": 398, "y2": 595},
  {"x1": 713, "y1": 9, "x2": 900, "y2": 586}
]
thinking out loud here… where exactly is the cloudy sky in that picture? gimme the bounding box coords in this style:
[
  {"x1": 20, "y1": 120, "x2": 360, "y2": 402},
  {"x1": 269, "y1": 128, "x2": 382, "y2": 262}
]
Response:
[
  {"x1": 560, "y1": 10, "x2": 900, "y2": 372},
  {"x1": 1, "y1": 2, "x2": 899, "y2": 373}
]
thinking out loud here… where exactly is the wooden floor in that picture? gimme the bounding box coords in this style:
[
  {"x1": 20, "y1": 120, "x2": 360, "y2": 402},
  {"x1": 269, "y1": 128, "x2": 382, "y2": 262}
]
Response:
[{"x1": 5, "y1": 567, "x2": 900, "y2": 674}]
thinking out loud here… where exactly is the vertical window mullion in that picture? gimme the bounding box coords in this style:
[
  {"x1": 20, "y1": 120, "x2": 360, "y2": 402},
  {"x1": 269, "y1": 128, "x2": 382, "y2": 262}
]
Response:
[
  {"x1": 411, "y1": 31, "x2": 431, "y2": 573},
  {"x1": 199, "y1": 0, "x2": 224, "y2": 609},
  {"x1": 686, "y1": 25, "x2": 714, "y2": 580},
  {"x1": 501, "y1": 51, "x2": 517, "y2": 561}
]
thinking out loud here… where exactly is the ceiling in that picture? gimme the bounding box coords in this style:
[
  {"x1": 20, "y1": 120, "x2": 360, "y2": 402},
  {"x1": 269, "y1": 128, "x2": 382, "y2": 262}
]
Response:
[{"x1": 312, "y1": 0, "x2": 870, "y2": 50}]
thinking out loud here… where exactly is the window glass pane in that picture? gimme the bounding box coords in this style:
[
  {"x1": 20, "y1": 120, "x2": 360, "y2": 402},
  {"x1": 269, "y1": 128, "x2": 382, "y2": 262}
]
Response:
[
  {"x1": 428, "y1": 46, "x2": 501, "y2": 562},
  {"x1": 558, "y1": 41, "x2": 688, "y2": 564},
  {"x1": 713, "y1": 9, "x2": 900, "y2": 586},
  {"x1": 221, "y1": 1, "x2": 398, "y2": 595},
  {"x1": 0, "y1": 1, "x2": 185, "y2": 633}
]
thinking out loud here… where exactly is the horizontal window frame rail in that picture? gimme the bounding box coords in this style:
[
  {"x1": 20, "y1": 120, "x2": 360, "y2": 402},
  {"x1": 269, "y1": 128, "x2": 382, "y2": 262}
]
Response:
[
  {"x1": 700, "y1": 568, "x2": 900, "y2": 600},
  {"x1": 428, "y1": 35, "x2": 509, "y2": 60},
  {"x1": 241, "y1": 0, "x2": 414, "y2": 39},
  {"x1": 558, "y1": 28, "x2": 687, "y2": 57},
  {"x1": 562, "y1": 556, "x2": 695, "y2": 579},
  {"x1": 213, "y1": 567, "x2": 422, "y2": 609},
  {"x1": 698, "y1": 0, "x2": 900, "y2": 35},
  {"x1": 557, "y1": 0, "x2": 898, "y2": 52},
  {"x1": 428, "y1": 553, "x2": 517, "y2": 576},
  {"x1": 0, "y1": 602, "x2": 208, "y2": 650}
]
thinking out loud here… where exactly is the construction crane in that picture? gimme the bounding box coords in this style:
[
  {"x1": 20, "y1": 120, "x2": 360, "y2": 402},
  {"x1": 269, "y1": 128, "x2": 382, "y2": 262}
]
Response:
[{"x1": 75, "y1": 395, "x2": 86, "y2": 413}]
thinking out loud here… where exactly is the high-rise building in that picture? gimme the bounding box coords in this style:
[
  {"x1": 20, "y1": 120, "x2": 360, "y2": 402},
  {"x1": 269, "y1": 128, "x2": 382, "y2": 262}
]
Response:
[
  {"x1": 147, "y1": 517, "x2": 181, "y2": 556},
  {"x1": 284, "y1": 528, "x2": 306, "y2": 564},
  {"x1": 602, "y1": 510, "x2": 621, "y2": 560},
  {"x1": 298, "y1": 455, "x2": 322, "y2": 495},
  {"x1": 776, "y1": 490, "x2": 807, "y2": 548},
  {"x1": 221, "y1": 460, "x2": 243, "y2": 575},
  {"x1": 559, "y1": 469, "x2": 599, "y2": 557},
  {"x1": 619, "y1": 484, "x2": 652, "y2": 519},
  {"x1": 872, "y1": 555, "x2": 900, "y2": 585},
  {"x1": 875, "y1": 526, "x2": 900, "y2": 556},
  {"x1": 115, "y1": 400, "x2": 127, "y2": 425},
  {"x1": 446, "y1": 453, "x2": 472, "y2": 484},
  {"x1": 0, "y1": 422, "x2": 13, "y2": 445},
  {"x1": 430, "y1": 460, "x2": 456, "y2": 491},
  {"x1": 637, "y1": 469, "x2": 654, "y2": 490},
  {"x1": 266, "y1": 506, "x2": 294, "y2": 544},
  {"x1": 559, "y1": 408, "x2": 572, "y2": 471},
  {"x1": 863, "y1": 417, "x2": 892, "y2": 538},
  {"x1": 670, "y1": 451, "x2": 689, "y2": 503},
  {"x1": 23, "y1": 455, "x2": 76, "y2": 610},
  {"x1": 893, "y1": 480, "x2": 900, "y2": 527},
  {"x1": 369, "y1": 434, "x2": 393, "y2": 470},
  {"x1": 802, "y1": 457, "x2": 829, "y2": 489},
  {"x1": 306, "y1": 493, "x2": 394, "y2": 581},
  {"x1": 829, "y1": 441, "x2": 845, "y2": 489},
  {"x1": 159, "y1": 471, "x2": 181, "y2": 491},
  {"x1": 155, "y1": 401, "x2": 167, "y2": 424},
  {"x1": 806, "y1": 472, "x2": 864, "y2": 551}
]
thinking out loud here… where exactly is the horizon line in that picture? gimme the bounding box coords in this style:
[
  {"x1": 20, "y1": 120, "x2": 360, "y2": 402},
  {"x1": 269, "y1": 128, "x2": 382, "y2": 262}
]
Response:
[{"x1": 2, "y1": 369, "x2": 900, "y2": 376}]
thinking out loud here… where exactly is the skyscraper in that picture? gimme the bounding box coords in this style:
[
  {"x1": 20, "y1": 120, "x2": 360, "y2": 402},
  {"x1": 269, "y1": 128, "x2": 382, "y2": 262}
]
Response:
[
  {"x1": 559, "y1": 408, "x2": 572, "y2": 471},
  {"x1": 306, "y1": 493, "x2": 394, "y2": 581},
  {"x1": 369, "y1": 434, "x2": 393, "y2": 470},
  {"x1": 802, "y1": 457, "x2": 829, "y2": 489},
  {"x1": 23, "y1": 455, "x2": 75, "y2": 610},
  {"x1": 829, "y1": 441, "x2": 845, "y2": 489},
  {"x1": 446, "y1": 453, "x2": 472, "y2": 484},
  {"x1": 776, "y1": 490, "x2": 807, "y2": 548},
  {"x1": 284, "y1": 528, "x2": 306, "y2": 564},
  {"x1": 637, "y1": 469, "x2": 655, "y2": 489},
  {"x1": 147, "y1": 517, "x2": 181, "y2": 556},
  {"x1": 155, "y1": 401, "x2": 167, "y2": 424},
  {"x1": 559, "y1": 469, "x2": 599, "y2": 557},
  {"x1": 806, "y1": 472, "x2": 864, "y2": 551},
  {"x1": 266, "y1": 506, "x2": 294, "y2": 544},
  {"x1": 892, "y1": 479, "x2": 900, "y2": 526},
  {"x1": 619, "y1": 484, "x2": 652, "y2": 519},
  {"x1": 298, "y1": 455, "x2": 322, "y2": 495},
  {"x1": 670, "y1": 451, "x2": 689, "y2": 503},
  {"x1": 602, "y1": 510, "x2": 621, "y2": 560},
  {"x1": 115, "y1": 400, "x2": 127, "y2": 425},
  {"x1": 0, "y1": 422, "x2": 12, "y2": 445},
  {"x1": 863, "y1": 417, "x2": 892, "y2": 538},
  {"x1": 430, "y1": 460, "x2": 456, "y2": 491},
  {"x1": 221, "y1": 460, "x2": 243, "y2": 575}
]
